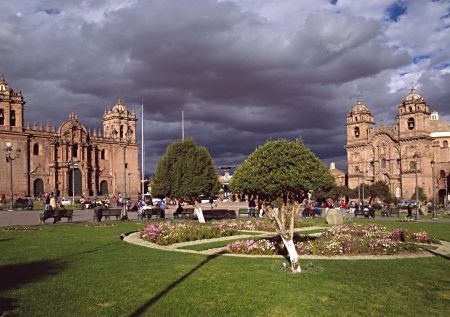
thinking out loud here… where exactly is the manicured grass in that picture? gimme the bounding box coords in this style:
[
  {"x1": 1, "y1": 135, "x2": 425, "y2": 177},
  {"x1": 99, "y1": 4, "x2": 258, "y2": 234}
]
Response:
[{"x1": 0, "y1": 221, "x2": 449, "y2": 316}]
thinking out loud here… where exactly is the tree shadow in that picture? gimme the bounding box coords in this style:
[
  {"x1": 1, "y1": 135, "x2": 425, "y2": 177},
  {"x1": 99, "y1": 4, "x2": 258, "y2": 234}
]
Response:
[
  {"x1": 0, "y1": 260, "x2": 66, "y2": 314},
  {"x1": 129, "y1": 250, "x2": 226, "y2": 317}
]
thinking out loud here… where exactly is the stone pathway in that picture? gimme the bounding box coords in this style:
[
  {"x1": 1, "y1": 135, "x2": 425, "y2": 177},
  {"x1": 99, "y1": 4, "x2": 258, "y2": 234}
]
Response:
[{"x1": 123, "y1": 228, "x2": 450, "y2": 260}]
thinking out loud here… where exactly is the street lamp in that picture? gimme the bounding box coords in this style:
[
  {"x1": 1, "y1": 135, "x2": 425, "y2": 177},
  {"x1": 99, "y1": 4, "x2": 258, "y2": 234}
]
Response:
[
  {"x1": 69, "y1": 159, "x2": 79, "y2": 206},
  {"x1": 445, "y1": 174, "x2": 449, "y2": 211},
  {"x1": 362, "y1": 171, "x2": 365, "y2": 204},
  {"x1": 113, "y1": 129, "x2": 132, "y2": 219},
  {"x1": 4, "y1": 142, "x2": 21, "y2": 211},
  {"x1": 430, "y1": 159, "x2": 436, "y2": 219},
  {"x1": 413, "y1": 153, "x2": 420, "y2": 220}
]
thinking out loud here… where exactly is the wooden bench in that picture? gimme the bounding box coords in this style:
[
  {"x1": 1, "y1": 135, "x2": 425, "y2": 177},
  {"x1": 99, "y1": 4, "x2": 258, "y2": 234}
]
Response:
[
  {"x1": 381, "y1": 207, "x2": 400, "y2": 217},
  {"x1": 14, "y1": 198, "x2": 34, "y2": 210},
  {"x1": 93, "y1": 208, "x2": 122, "y2": 221},
  {"x1": 139, "y1": 208, "x2": 165, "y2": 220},
  {"x1": 238, "y1": 208, "x2": 257, "y2": 217},
  {"x1": 173, "y1": 208, "x2": 195, "y2": 219},
  {"x1": 354, "y1": 207, "x2": 367, "y2": 218},
  {"x1": 198, "y1": 209, "x2": 236, "y2": 220},
  {"x1": 40, "y1": 209, "x2": 73, "y2": 224}
]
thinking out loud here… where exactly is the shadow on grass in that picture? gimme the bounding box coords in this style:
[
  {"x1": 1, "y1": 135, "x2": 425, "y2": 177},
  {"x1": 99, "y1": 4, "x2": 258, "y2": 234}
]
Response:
[
  {"x1": 129, "y1": 250, "x2": 226, "y2": 317},
  {"x1": 59, "y1": 240, "x2": 122, "y2": 259},
  {"x1": 0, "y1": 260, "x2": 66, "y2": 314}
]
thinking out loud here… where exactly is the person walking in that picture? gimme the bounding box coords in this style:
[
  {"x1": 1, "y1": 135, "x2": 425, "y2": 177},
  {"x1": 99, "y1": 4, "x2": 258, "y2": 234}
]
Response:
[
  {"x1": 49, "y1": 193, "x2": 59, "y2": 223},
  {"x1": 407, "y1": 203, "x2": 413, "y2": 219}
]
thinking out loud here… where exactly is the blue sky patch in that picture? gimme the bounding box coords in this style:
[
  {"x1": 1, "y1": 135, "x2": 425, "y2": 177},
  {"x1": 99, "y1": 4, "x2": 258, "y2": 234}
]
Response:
[
  {"x1": 386, "y1": 1, "x2": 407, "y2": 22},
  {"x1": 412, "y1": 54, "x2": 431, "y2": 64},
  {"x1": 435, "y1": 61, "x2": 450, "y2": 70},
  {"x1": 39, "y1": 8, "x2": 61, "y2": 15},
  {"x1": 329, "y1": 0, "x2": 338, "y2": 5}
]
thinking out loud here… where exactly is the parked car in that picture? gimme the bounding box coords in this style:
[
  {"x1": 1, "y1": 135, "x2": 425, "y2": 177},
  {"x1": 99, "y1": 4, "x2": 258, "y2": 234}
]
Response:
[
  {"x1": 200, "y1": 196, "x2": 218, "y2": 204},
  {"x1": 60, "y1": 197, "x2": 72, "y2": 206},
  {"x1": 398, "y1": 200, "x2": 418, "y2": 208}
]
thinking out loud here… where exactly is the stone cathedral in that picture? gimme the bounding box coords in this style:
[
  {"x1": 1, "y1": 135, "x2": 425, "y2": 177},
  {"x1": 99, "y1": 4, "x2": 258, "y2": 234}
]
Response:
[
  {"x1": 345, "y1": 89, "x2": 450, "y2": 204},
  {"x1": 0, "y1": 77, "x2": 140, "y2": 198}
]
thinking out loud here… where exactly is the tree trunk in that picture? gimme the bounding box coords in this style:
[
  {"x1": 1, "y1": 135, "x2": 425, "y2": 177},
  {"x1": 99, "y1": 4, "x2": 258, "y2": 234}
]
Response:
[
  {"x1": 194, "y1": 201, "x2": 205, "y2": 223},
  {"x1": 281, "y1": 236, "x2": 301, "y2": 273}
]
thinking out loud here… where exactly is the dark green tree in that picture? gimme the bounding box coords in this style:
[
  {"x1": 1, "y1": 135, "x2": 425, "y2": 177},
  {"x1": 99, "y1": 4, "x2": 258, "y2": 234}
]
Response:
[
  {"x1": 152, "y1": 139, "x2": 219, "y2": 202},
  {"x1": 231, "y1": 139, "x2": 334, "y2": 272},
  {"x1": 367, "y1": 181, "x2": 392, "y2": 203},
  {"x1": 410, "y1": 187, "x2": 427, "y2": 202}
]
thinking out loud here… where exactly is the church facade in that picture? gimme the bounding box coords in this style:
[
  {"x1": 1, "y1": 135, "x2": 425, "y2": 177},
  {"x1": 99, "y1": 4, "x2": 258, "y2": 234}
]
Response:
[
  {"x1": 0, "y1": 77, "x2": 140, "y2": 199},
  {"x1": 345, "y1": 89, "x2": 450, "y2": 204}
]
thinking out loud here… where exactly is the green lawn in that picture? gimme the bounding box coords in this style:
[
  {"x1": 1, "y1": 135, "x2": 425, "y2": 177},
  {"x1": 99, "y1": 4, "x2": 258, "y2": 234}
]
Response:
[{"x1": 0, "y1": 221, "x2": 449, "y2": 316}]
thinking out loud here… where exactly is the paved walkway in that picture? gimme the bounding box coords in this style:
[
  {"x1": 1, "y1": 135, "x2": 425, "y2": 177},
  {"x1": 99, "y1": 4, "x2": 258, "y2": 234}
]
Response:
[{"x1": 124, "y1": 230, "x2": 450, "y2": 259}]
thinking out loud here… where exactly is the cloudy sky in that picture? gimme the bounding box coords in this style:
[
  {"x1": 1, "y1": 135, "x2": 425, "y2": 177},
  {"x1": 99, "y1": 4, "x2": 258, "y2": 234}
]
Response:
[{"x1": 1, "y1": 0, "x2": 449, "y2": 174}]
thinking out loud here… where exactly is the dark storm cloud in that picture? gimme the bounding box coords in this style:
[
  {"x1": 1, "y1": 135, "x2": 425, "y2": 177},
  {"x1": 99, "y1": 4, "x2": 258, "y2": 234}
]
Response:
[{"x1": 0, "y1": 0, "x2": 448, "y2": 174}]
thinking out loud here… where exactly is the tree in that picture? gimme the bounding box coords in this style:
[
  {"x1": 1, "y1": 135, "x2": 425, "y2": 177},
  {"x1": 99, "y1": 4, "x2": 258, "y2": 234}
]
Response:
[
  {"x1": 152, "y1": 139, "x2": 219, "y2": 202},
  {"x1": 410, "y1": 187, "x2": 427, "y2": 202},
  {"x1": 367, "y1": 181, "x2": 392, "y2": 204},
  {"x1": 230, "y1": 139, "x2": 335, "y2": 272}
]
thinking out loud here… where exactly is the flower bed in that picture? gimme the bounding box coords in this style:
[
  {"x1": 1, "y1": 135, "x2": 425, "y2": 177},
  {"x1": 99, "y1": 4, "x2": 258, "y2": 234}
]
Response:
[
  {"x1": 210, "y1": 219, "x2": 276, "y2": 232},
  {"x1": 227, "y1": 239, "x2": 277, "y2": 255},
  {"x1": 141, "y1": 221, "x2": 238, "y2": 245},
  {"x1": 3, "y1": 226, "x2": 40, "y2": 231},
  {"x1": 226, "y1": 224, "x2": 434, "y2": 256}
]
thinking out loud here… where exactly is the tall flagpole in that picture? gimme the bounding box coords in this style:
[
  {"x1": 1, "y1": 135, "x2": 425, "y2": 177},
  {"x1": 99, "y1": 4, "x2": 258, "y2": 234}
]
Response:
[
  {"x1": 182, "y1": 109, "x2": 185, "y2": 140},
  {"x1": 141, "y1": 98, "x2": 145, "y2": 198}
]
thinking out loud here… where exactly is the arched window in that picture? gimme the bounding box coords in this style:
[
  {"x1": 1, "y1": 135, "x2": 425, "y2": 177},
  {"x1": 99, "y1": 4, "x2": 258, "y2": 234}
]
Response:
[
  {"x1": 0, "y1": 108, "x2": 4, "y2": 125},
  {"x1": 101, "y1": 149, "x2": 105, "y2": 160},
  {"x1": 120, "y1": 125, "x2": 124, "y2": 138},
  {"x1": 407, "y1": 118, "x2": 415, "y2": 130},
  {"x1": 409, "y1": 106, "x2": 412, "y2": 112},
  {"x1": 33, "y1": 143, "x2": 39, "y2": 155},
  {"x1": 10, "y1": 110, "x2": 16, "y2": 126},
  {"x1": 444, "y1": 140, "x2": 448, "y2": 148},
  {"x1": 381, "y1": 159, "x2": 386, "y2": 169},
  {"x1": 410, "y1": 161, "x2": 416, "y2": 170},
  {"x1": 354, "y1": 127, "x2": 360, "y2": 138},
  {"x1": 355, "y1": 166, "x2": 360, "y2": 173},
  {"x1": 355, "y1": 117, "x2": 358, "y2": 122},
  {"x1": 440, "y1": 170, "x2": 446, "y2": 179},
  {"x1": 72, "y1": 143, "x2": 78, "y2": 158}
]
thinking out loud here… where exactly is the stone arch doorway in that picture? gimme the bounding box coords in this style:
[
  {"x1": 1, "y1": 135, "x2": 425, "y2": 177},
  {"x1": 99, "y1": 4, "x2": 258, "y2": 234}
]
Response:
[
  {"x1": 69, "y1": 168, "x2": 82, "y2": 196},
  {"x1": 100, "y1": 180, "x2": 109, "y2": 196},
  {"x1": 33, "y1": 178, "x2": 44, "y2": 197}
]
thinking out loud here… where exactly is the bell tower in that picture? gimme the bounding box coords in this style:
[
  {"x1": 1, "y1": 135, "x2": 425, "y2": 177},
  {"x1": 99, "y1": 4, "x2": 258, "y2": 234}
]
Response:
[
  {"x1": 398, "y1": 88, "x2": 431, "y2": 139},
  {"x1": 102, "y1": 99, "x2": 137, "y2": 141},
  {"x1": 346, "y1": 100, "x2": 374, "y2": 145},
  {"x1": 0, "y1": 76, "x2": 25, "y2": 129}
]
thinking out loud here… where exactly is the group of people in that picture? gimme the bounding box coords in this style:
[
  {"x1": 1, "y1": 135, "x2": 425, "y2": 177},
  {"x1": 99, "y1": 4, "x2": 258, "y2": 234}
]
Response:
[{"x1": 247, "y1": 197, "x2": 265, "y2": 217}]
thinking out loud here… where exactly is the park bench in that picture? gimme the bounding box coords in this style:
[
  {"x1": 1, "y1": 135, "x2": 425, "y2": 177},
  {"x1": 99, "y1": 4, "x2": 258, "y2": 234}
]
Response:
[
  {"x1": 138, "y1": 208, "x2": 165, "y2": 220},
  {"x1": 40, "y1": 209, "x2": 73, "y2": 224},
  {"x1": 93, "y1": 208, "x2": 122, "y2": 222},
  {"x1": 14, "y1": 198, "x2": 34, "y2": 210},
  {"x1": 173, "y1": 208, "x2": 195, "y2": 219},
  {"x1": 354, "y1": 207, "x2": 367, "y2": 218},
  {"x1": 354, "y1": 207, "x2": 375, "y2": 218},
  {"x1": 197, "y1": 209, "x2": 236, "y2": 221},
  {"x1": 381, "y1": 207, "x2": 400, "y2": 217},
  {"x1": 238, "y1": 208, "x2": 257, "y2": 217}
]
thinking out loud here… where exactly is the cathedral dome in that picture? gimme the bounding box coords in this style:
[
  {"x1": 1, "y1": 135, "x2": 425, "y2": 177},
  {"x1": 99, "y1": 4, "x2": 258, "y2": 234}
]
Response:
[
  {"x1": 111, "y1": 99, "x2": 127, "y2": 112},
  {"x1": 349, "y1": 100, "x2": 372, "y2": 116},
  {"x1": 403, "y1": 88, "x2": 425, "y2": 103}
]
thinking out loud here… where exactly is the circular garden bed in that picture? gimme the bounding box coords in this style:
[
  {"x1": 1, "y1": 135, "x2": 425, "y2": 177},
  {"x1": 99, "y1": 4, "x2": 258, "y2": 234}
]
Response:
[{"x1": 139, "y1": 221, "x2": 437, "y2": 257}]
